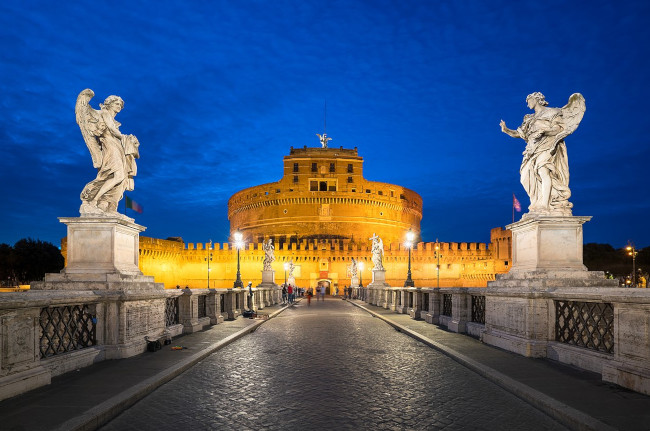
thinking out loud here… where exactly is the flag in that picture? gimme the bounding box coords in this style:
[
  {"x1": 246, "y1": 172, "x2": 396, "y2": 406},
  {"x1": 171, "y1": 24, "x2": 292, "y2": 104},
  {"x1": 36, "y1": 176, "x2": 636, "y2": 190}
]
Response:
[
  {"x1": 513, "y1": 194, "x2": 521, "y2": 212},
  {"x1": 125, "y1": 196, "x2": 143, "y2": 214}
]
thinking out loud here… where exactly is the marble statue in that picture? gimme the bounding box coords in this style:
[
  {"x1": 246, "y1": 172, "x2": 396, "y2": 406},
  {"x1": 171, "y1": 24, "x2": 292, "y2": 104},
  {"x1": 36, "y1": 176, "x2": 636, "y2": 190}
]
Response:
[
  {"x1": 369, "y1": 233, "x2": 384, "y2": 271},
  {"x1": 500, "y1": 92, "x2": 585, "y2": 217},
  {"x1": 316, "y1": 133, "x2": 332, "y2": 148},
  {"x1": 76, "y1": 89, "x2": 140, "y2": 216},
  {"x1": 348, "y1": 258, "x2": 358, "y2": 278},
  {"x1": 262, "y1": 238, "x2": 275, "y2": 271}
]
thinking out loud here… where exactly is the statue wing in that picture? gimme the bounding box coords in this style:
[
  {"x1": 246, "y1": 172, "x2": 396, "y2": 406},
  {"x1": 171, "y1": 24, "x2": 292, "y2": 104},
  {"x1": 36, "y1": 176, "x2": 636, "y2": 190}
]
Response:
[
  {"x1": 557, "y1": 93, "x2": 586, "y2": 142},
  {"x1": 75, "y1": 89, "x2": 105, "y2": 168}
]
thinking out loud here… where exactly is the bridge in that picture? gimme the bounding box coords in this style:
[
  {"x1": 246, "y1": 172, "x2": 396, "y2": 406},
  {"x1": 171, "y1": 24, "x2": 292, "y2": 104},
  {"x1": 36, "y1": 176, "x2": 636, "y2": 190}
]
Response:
[{"x1": 0, "y1": 295, "x2": 648, "y2": 430}]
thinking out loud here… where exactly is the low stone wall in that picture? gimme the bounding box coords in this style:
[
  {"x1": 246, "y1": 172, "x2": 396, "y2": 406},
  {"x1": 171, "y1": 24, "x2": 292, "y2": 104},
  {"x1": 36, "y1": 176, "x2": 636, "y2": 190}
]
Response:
[
  {"x1": 354, "y1": 285, "x2": 650, "y2": 396},
  {"x1": 0, "y1": 285, "x2": 280, "y2": 401}
]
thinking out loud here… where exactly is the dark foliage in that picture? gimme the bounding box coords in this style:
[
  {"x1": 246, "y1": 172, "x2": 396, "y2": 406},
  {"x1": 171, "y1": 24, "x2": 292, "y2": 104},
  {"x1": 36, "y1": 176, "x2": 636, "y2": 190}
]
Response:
[
  {"x1": 583, "y1": 243, "x2": 646, "y2": 278},
  {"x1": 0, "y1": 238, "x2": 64, "y2": 286}
]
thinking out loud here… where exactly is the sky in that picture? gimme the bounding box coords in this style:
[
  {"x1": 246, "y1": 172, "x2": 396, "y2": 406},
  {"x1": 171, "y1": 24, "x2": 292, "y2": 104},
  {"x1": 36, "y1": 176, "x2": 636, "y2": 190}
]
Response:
[{"x1": 1, "y1": 0, "x2": 649, "y2": 249}]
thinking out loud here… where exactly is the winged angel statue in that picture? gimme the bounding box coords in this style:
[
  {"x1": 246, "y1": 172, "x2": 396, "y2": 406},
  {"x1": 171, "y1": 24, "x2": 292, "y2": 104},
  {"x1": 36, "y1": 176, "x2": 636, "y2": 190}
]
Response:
[
  {"x1": 76, "y1": 89, "x2": 140, "y2": 216},
  {"x1": 500, "y1": 92, "x2": 585, "y2": 217}
]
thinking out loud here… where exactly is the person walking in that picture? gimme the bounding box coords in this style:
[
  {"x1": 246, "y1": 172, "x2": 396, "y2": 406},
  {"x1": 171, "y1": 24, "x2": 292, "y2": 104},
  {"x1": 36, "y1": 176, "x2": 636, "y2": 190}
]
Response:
[
  {"x1": 281, "y1": 284, "x2": 288, "y2": 305},
  {"x1": 335, "y1": 286, "x2": 339, "y2": 297},
  {"x1": 307, "y1": 287, "x2": 313, "y2": 306},
  {"x1": 287, "y1": 284, "x2": 294, "y2": 304}
]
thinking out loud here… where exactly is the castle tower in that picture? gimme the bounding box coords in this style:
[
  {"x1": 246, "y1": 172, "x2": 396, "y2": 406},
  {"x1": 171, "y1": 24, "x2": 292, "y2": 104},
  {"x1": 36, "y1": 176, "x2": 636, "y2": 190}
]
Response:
[{"x1": 228, "y1": 145, "x2": 423, "y2": 245}]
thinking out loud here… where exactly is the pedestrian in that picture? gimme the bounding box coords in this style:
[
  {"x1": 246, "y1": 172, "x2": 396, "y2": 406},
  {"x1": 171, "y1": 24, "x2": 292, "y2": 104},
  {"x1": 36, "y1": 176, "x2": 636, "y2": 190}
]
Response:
[
  {"x1": 288, "y1": 284, "x2": 294, "y2": 304},
  {"x1": 319, "y1": 285, "x2": 325, "y2": 301},
  {"x1": 307, "y1": 287, "x2": 313, "y2": 306},
  {"x1": 281, "y1": 284, "x2": 288, "y2": 305},
  {"x1": 335, "y1": 286, "x2": 339, "y2": 297}
]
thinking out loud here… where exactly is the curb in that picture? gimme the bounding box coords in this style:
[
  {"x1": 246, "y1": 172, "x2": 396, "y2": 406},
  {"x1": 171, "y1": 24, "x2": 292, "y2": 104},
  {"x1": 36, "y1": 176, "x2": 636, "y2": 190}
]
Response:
[
  {"x1": 347, "y1": 300, "x2": 615, "y2": 431},
  {"x1": 54, "y1": 305, "x2": 291, "y2": 431}
]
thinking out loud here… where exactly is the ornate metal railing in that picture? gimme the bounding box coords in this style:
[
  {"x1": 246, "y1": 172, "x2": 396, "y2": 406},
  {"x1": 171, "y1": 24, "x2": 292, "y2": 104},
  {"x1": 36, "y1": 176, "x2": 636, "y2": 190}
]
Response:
[
  {"x1": 442, "y1": 294, "x2": 452, "y2": 316},
  {"x1": 555, "y1": 300, "x2": 614, "y2": 354},
  {"x1": 422, "y1": 293, "x2": 430, "y2": 311},
  {"x1": 471, "y1": 295, "x2": 486, "y2": 324},
  {"x1": 197, "y1": 294, "x2": 207, "y2": 318},
  {"x1": 40, "y1": 305, "x2": 96, "y2": 359},
  {"x1": 165, "y1": 296, "x2": 179, "y2": 326}
]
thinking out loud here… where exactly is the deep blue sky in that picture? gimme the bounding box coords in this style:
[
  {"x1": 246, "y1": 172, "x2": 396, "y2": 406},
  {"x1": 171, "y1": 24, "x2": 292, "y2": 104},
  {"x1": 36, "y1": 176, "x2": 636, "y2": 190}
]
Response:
[{"x1": 1, "y1": 1, "x2": 649, "y2": 248}]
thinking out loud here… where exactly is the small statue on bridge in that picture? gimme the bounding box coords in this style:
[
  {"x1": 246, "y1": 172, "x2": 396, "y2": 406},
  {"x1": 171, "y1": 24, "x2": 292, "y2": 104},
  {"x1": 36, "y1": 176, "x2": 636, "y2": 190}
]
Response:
[
  {"x1": 262, "y1": 238, "x2": 275, "y2": 271},
  {"x1": 369, "y1": 234, "x2": 384, "y2": 271},
  {"x1": 348, "y1": 258, "x2": 358, "y2": 278}
]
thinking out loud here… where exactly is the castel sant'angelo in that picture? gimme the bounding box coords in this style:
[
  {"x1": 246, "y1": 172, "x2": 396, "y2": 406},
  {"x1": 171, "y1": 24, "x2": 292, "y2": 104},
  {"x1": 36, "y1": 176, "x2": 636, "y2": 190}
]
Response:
[{"x1": 100, "y1": 137, "x2": 512, "y2": 291}]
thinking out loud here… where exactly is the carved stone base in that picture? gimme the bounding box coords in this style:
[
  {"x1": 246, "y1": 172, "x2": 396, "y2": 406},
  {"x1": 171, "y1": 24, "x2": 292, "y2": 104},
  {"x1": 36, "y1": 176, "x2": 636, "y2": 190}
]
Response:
[
  {"x1": 368, "y1": 269, "x2": 390, "y2": 288},
  {"x1": 507, "y1": 215, "x2": 591, "y2": 273},
  {"x1": 58, "y1": 216, "x2": 145, "y2": 276}
]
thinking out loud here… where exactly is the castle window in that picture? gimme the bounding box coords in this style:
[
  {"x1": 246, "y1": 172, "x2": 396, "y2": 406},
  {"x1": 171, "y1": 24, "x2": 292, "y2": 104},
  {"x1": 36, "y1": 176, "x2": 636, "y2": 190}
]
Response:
[
  {"x1": 276, "y1": 189, "x2": 281, "y2": 193},
  {"x1": 293, "y1": 176, "x2": 298, "y2": 183},
  {"x1": 310, "y1": 181, "x2": 318, "y2": 191},
  {"x1": 265, "y1": 191, "x2": 269, "y2": 195},
  {"x1": 319, "y1": 181, "x2": 327, "y2": 191},
  {"x1": 378, "y1": 191, "x2": 383, "y2": 196},
  {"x1": 365, "y1": 189, "x2": 371, "y2": 194},
  {"x1": 328, "y1": 183, "x2": 336, "y2": 191},
  {"x1": 329, "y1": 163, "x2": 335, "y2": 172},
  {"x1": 347, "y1": 164, "x2": 353, "y2": 173},
  {"x1": 351, "y1": 188, "x2": 356, "y2": 192},
  {"x1": 400, "y1": 194, "x2": 405, "y2": 199},
  {"x1": 390, "y1": 190, "x2": 395, "y2": 197},
  {"x1": 505, "y1": 260, "x2": 509, "y2": 266},
  {"x1": 311, "y1": 163, "x2": 317, "y2": 172},
  {"x1": 347, "y1": 177, "x2": 353, "y2": 183},
  {"x1": 293, "y1": 163, "x2": 299, "y2": 172}
]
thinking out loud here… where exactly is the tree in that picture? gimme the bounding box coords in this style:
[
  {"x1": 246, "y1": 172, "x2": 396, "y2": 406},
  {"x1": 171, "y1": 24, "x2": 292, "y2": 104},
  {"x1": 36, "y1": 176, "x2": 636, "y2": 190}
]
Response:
[
  {"x1": 0, "y1": 243, "x2": 14, "y2": 286},
  {"x1": 10, "y1": 238, "x2": 64, "y2": 285}
]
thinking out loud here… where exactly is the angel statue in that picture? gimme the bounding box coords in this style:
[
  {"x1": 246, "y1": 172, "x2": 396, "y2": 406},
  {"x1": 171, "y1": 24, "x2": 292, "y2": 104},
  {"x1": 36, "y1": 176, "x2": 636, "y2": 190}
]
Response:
[
  {"x1": 316, "y1": 133, "x2": 332, "y2": 148},
  {"x1": 500, "y1": 92, "x2": 585, "y2": 217},
  {"x1": 288, "y1": 259, "x2": 295, "y2": 278},
  {"x1": 347, "y1": 257, "x2": 358, "y2": 278},
  {"x1": 76, "y1": 89, "x2": 140, "y2": 217},
  {"x1": 262, "y1": 238, "x2": 275, "y2": 271},
  {"x1": 369, "y1": 233, "x2": 384, "y2": 271}
]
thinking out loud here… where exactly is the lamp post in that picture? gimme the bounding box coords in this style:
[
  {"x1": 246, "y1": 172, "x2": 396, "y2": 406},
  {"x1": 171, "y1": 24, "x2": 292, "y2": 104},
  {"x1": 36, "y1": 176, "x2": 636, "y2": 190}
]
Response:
[
  {"x1": 626, "y1": 243, "x2": 638, "y2": 287},
  {"x1": 404, "y1": 229, "x2": 415, "y2": 287},
  {"x1": 435, "y1": 239, "x2": 440, "y2": 288},
  {"x1": 358, "y1": 261, "x2": 364, "y2": 288},
  {"x1": 233, "y1": 230, "x2": 244, "y2": 288},
  {"x1": 205, "y1": 239, "x2": 213, "y2": 289}
]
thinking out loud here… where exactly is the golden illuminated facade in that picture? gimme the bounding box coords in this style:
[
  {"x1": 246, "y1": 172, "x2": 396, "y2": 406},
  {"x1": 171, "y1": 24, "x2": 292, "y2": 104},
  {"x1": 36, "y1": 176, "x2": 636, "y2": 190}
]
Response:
[{"x1": 228, "y1": 146, "x2": 422, "y2": 245}]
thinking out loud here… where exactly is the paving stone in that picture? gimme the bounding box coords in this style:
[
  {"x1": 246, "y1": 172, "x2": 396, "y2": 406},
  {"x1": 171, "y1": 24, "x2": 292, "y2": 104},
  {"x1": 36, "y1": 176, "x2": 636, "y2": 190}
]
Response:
[{"x1": 100, "y1": 299, "x2": 567, "y2": 430}]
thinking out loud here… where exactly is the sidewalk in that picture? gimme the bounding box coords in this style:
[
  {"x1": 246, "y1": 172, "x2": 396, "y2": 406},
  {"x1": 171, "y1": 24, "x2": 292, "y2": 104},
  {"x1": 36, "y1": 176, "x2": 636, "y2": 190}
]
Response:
[
  {"x1": 0, "y1": 303, "x2": 292, "y2": 431},
  {"x1": 347, "y1": 299, "x2": 650, "y2": 431}
]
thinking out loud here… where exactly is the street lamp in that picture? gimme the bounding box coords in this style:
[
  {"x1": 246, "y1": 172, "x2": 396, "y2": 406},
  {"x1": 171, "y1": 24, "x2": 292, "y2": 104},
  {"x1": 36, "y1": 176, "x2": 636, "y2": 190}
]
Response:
[
  {"x1": 404, "y1": 229, "x2": 415, "y2": 287},
  {"x1": 205, "y1": 239, "x2": 213, "y2": 289},
  {"x1": 358, "y1": 261, "x2": 364, "y2": 288},
  {"x1": 233, "y1": 230, "x2": 244, "y2": 288},
  {"x1": 435, "y1": 239, "x2": 440, "y2": 288},
  {"x1": 283, "y1": 261, "x2": 289, "y2": 286},
  {"x1": 626, "y1": 243, "x2": 638, "y2": 287}
]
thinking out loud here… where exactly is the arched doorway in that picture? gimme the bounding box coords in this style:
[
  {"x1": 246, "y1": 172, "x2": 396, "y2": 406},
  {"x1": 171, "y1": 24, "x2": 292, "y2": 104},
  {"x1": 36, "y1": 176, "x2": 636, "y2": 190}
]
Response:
[{"x1": 317, "y1": 279, "x2": 331, "y2": 295}]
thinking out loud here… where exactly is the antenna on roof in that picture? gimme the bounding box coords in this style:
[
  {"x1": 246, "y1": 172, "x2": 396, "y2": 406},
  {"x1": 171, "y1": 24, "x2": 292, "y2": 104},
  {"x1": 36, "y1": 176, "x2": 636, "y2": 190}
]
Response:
[{"x1": 316, "y1": 99, "x2": 332, "y2": 148}]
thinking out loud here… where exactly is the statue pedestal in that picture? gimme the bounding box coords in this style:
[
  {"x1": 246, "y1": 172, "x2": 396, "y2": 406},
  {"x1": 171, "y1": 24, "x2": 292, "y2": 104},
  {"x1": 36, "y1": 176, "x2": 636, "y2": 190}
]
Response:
[
  {"x1": 368, "y1": 269, "x2": 390, "y2": 288},
  {"x1": 482, "y1": 215, "x2": 618, "y2": 358},
  {"x1": 350, "y1": 276, "x2": 359, "y2": 288},
  {"x1": 508, "y1": 215, "x2": 591, "y2": 274},
  {"x1": 59, "y1": 216, "x2": 144, "y2": 276},
  {"x1": 257, "y1": 270, "x2": 279, "y2": 289}
]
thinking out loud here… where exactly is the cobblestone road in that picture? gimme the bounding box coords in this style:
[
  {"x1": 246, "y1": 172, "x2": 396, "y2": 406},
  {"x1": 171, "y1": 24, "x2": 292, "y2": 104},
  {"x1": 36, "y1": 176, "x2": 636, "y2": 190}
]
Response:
[{"x1": 101, "y1": 299, "x2": 567, "y2": 430}]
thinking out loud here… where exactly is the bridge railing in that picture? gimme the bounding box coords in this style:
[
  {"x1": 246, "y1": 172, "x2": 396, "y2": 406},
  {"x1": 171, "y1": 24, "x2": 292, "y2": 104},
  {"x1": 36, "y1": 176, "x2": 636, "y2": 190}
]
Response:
[{"x1": 356, "y1": 284, "x2": 650, "y2": 396}]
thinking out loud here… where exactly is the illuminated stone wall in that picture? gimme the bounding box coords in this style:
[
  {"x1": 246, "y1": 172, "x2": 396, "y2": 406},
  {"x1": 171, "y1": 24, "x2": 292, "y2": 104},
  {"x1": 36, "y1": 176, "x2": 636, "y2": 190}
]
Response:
[{"x1": 62, "y1": 227, "x2": 511, "y2": 290}]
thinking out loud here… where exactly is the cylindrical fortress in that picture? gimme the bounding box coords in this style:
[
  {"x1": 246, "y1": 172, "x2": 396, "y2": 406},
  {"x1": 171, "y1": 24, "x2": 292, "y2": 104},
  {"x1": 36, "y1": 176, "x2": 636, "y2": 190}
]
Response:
[{"x1": 228, "y1": 146, "x2": 423, "y2": 245}]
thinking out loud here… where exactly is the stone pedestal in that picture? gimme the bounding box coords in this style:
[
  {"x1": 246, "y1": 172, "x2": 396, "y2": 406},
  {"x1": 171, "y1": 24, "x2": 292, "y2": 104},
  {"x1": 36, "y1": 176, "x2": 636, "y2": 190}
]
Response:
[
  {"x1": 350, "y1": 276, "x2": 359, "y2": 288},
  {"x1": 257, "y1": 270, "x2": 279, "y2": 289},
  {"x1": 482, "y1": 215, "x2": 617, "y2": 358},
  {"x1": 509, "y1": 215, "x2": 591, "y2": 273},
  {"x1": 59, "y1": 216, "x2": 144, "y2": 277},
  {"x1": 368, "y1": 269, "x2": 390, "y2": 288}
]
